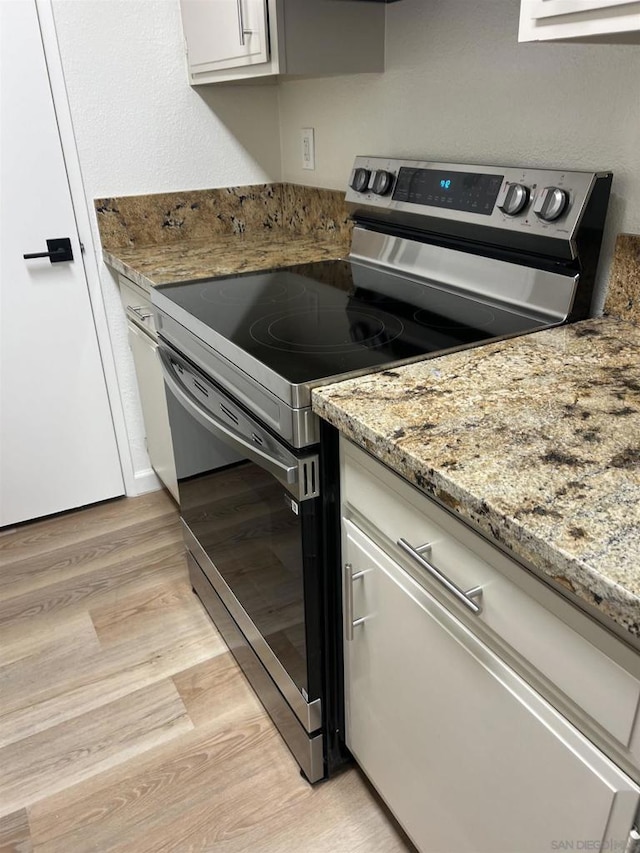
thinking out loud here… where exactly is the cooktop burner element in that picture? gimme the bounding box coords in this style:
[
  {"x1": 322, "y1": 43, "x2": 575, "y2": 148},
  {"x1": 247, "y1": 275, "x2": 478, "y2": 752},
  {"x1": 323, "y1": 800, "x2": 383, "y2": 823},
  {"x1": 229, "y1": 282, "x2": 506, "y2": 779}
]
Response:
[
  {"x1": 250, "y1": 307, "x2": 405, "y2": 354},
  {"x1": 200, "y1": 275, "x2": 308, "y2": 304}
]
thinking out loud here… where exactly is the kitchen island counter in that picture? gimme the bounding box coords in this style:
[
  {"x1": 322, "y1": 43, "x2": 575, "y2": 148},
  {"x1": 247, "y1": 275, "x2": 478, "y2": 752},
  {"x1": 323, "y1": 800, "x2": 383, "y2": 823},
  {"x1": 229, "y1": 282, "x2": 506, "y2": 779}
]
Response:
[{"x1": 313, "y1": 315, "x2": 640, "y2": 645}]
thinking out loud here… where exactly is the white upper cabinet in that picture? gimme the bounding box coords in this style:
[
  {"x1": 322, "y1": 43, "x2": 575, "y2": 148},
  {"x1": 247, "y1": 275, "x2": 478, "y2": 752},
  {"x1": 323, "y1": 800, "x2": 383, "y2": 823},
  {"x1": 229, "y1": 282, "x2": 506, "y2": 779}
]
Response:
[
  {"x1": 180, "y1": 0, "x2": 269, "y2": 75},
  {"x1": 519, "y1": 0, "x2": 640, "y2": 41},
  {"x1": 179, "y1": 0, "x2": 386, "y2": 84}
]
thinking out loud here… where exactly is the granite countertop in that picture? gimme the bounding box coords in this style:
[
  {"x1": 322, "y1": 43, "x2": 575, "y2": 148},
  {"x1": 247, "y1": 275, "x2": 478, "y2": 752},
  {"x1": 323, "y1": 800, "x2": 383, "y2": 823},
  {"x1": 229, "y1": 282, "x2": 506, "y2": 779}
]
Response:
[
  {"x1": 97, "y1": 182, "x2": 352, "y2": 291},
  {"x1": 103, "y1": 232, "x2": 350, "y2": 291},
  {"x1": 313, "y1": 316, "x2": 640, "y2": 644}
]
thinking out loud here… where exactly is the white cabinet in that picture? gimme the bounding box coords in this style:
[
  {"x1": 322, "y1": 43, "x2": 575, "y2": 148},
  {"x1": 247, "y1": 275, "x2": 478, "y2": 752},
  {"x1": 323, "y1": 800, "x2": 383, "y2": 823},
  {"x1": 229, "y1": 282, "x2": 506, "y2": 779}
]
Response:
[
  {"x1": 519, "y1": 0, "x2": 640, "y2": 41},
  {"x1": 180, "y1": 0, "x2": 385, "y2": 85},
  {"x1": 119, "y1": 277, "x2": 178, "y2": 502},
  {"x1": 179, "y1": 0, "x2": 269, "y2": 75},
  {"x1": 340, "y1": 438, "x2": 640, "y2": 853}
]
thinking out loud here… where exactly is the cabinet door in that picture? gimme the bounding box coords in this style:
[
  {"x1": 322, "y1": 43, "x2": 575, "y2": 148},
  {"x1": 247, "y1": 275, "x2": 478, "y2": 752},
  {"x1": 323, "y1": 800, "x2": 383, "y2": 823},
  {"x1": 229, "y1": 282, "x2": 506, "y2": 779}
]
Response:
[
  {"x1": 128, "y1": 323, "x2": 179, "y2": 502},
  {"x1": 343, "y1": 519, "x2": 640, "y2": 853},
  {"x1": 530, "y1": 0, "x2": 638, "y2": 17},
  {"x1": 519, "y1": 0, "x2": 640, "y2": 39},
  {"x1": 180, "y1": 0, "x2": 269, "y2": 74}
]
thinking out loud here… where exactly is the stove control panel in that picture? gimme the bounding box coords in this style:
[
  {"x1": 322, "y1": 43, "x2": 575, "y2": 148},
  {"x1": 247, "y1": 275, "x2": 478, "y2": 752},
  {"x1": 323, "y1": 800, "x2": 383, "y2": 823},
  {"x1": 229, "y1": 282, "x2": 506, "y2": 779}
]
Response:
[
  {"x1": 350, "y1": 167, "x2": 395, "y2": 196},
  {"x1": 497, "y1": 182, "x2": 529, "y2": 216},
  {"x1": 533, "y1": 186, "x2": 570, "y2": 221},
  {"x1": 346, "y1": 156, "x2": 611, "y2": 253}
]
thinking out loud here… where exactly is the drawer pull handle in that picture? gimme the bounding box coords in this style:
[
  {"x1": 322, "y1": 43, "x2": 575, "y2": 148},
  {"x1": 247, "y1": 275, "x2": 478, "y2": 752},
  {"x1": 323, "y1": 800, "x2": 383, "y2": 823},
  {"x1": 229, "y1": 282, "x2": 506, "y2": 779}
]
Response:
[
  {"x1": 344, "y1": 562, "x2": 367, "y2": 642},
  {"x1": 397, "y1": 538, "x2": 483, "y2": 615},
  {"x1": 130, "y1": 306, "x2": 151, "y2": 321}
]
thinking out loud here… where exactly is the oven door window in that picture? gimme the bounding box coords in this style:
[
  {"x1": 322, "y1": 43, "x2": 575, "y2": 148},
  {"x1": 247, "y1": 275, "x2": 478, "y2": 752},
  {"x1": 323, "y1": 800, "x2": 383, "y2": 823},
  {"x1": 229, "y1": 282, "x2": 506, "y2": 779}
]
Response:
[
  {"x1": 160, "y1": 347, "x2": 321, "y2": 706},
  {"x1": 182, "y1": 460, "x2": 311, "y2": 697}
]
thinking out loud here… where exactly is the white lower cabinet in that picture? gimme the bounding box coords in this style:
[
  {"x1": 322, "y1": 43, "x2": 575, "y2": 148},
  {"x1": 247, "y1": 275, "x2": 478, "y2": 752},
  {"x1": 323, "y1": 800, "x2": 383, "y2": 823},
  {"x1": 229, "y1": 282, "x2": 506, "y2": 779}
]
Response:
[
  {"x1": 119, "y1": 276, "x2": 178, "y2": 502},
  {"x1": 341, "y1": 440, "x2": 640, "y2": 853},
  {"x1": 127, "y1": 323, "x2": 179, "y2": 502}
]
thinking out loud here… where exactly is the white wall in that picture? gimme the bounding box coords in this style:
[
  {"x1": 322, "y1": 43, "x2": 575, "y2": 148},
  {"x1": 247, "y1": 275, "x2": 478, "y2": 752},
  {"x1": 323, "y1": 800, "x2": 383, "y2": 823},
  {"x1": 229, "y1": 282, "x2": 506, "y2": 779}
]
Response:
[
  {"x1": 51, "y1": 0, "x2": 281, "y2": 490},
  {"x1": 278, "y1": 0, "x2": 640, "y2": 311}
]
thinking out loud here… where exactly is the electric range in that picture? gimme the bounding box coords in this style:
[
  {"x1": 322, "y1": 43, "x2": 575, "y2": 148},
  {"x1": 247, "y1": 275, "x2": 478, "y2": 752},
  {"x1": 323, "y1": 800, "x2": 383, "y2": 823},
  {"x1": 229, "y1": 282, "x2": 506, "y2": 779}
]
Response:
[{"x1": 151, "y1": 156, "x2": 612, "y2": 782}]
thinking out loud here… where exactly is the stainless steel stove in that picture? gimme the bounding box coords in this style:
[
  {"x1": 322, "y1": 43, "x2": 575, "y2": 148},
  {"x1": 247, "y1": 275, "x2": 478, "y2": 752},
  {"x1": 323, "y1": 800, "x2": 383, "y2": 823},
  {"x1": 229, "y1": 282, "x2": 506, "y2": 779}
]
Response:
[{"x1": 151, "y1": 156, "x2": 612, "y2": 783}]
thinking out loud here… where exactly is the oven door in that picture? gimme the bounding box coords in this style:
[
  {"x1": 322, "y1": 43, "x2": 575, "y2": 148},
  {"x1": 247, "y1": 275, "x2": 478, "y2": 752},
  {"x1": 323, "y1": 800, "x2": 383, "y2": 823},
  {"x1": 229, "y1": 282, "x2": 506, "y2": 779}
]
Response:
[{"x1": 158, "y1": 343, "x2": 324, "y2": 740}]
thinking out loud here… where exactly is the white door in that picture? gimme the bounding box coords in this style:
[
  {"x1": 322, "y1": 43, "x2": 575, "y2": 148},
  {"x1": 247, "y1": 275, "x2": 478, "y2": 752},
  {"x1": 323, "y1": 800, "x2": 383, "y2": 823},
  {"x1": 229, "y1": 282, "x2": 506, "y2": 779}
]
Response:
[{"x1": 0, "y1": 0, "x2": 123, "y2": 527}]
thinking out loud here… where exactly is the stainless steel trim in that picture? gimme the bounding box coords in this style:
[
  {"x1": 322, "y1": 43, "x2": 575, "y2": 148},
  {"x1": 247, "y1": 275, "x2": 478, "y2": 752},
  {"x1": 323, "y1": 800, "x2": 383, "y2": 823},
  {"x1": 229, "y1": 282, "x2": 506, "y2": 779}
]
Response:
[
  {"x1": 188, "y1": 552, "x2": 324, "y2": 782},
  {"x1": 159, "y1": 345, "x2": 309, "y2": 495},
  {"x1": 151, "y1": 303, "x2": 320, "y2": 448},
  {"x1": 348, "y1": 227, "x2": 577, "y2": 323},
  {"x1": 299, "y1": 457, "x2": 320, "y2": 500},
  {"x1": 183, "y1": 520, "x2": 323, "y2": 733},
  {"x1": 397, "y1": 538, "x2": 483, "y2": 615},
  {"x1": 153, "y1": 292, "x2": 316, "y2": 411}
]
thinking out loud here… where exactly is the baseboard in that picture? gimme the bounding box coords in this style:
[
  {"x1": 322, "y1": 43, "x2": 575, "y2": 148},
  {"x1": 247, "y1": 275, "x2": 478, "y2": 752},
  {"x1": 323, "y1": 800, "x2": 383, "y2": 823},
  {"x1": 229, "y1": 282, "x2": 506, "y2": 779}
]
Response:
[{"x1": 131, "y1": 467, "x2": 163, "y2": 496}]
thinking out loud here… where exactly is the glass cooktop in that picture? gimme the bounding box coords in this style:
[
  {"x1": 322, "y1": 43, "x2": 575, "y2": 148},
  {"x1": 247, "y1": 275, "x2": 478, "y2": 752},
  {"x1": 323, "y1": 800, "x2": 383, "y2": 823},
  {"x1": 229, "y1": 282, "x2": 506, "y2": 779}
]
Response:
[{"x1": 155, "y1": 259, "x2": 549, "y2": 386}]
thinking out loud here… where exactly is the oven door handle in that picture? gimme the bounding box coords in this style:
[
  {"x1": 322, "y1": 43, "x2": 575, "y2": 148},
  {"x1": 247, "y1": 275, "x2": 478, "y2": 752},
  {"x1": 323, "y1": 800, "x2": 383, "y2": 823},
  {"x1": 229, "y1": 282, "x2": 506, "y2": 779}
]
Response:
[{"x1": 159, "y1": 348, "x2": 299, "y2": 487}]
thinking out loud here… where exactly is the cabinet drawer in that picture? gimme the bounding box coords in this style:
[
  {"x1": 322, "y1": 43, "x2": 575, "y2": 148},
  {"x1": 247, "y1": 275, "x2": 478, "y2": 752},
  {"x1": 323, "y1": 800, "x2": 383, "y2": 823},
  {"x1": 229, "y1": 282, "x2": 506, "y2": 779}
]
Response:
[
  {"x1": 118, "y1": 275, "x2": 157, "y2": 338},
  {"x1": 341, "y1": 439, "x2": 640, "y2": 763}
]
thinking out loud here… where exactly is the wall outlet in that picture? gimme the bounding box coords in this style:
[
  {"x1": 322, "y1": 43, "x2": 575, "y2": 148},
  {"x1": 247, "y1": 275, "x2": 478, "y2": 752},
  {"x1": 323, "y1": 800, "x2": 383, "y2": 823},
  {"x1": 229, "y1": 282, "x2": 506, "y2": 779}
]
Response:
[{"x1": 301, "y1": 128, "x2": 315, "y2": 170}]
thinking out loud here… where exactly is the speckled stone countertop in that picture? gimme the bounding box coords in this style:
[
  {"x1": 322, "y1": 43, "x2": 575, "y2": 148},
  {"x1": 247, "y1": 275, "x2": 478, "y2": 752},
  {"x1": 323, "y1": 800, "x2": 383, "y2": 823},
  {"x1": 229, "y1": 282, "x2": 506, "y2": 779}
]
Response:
[
  {"x1": 97, "y1": 183, "x2": 352, "y2": 290},
  {"x1": 313, "y1": 316, "x2": 640, "y2": 644},
  {"x1": 102, "y1": 232, "x2": 350, "y2": 290}
]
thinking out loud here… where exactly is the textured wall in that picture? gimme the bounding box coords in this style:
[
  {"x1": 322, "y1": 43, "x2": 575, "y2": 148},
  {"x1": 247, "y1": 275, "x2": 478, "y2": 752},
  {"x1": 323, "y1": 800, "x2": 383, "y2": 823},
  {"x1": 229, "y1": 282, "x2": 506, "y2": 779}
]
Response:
[
  {"x1": 51, "y1": 0, "x2": 281, "y2": 485},
  {"x1": 278, "y1": 0, "x2": 640, "y2": 311}
]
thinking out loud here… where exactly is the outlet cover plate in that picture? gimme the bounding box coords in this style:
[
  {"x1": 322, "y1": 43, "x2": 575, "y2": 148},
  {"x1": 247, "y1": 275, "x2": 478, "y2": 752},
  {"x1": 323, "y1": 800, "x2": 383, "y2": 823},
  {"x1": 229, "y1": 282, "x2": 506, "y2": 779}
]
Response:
[{"x1": 301, "y1": 128, "x2": 315, "y2": 170}]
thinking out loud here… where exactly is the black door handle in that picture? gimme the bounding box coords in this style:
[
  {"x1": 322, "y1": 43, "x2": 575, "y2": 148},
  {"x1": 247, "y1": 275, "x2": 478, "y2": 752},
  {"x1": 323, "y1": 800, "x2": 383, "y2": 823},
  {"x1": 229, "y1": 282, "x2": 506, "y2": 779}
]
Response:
[{"x1": 23, "y1": 237, "x2": 74, "y2": 263}]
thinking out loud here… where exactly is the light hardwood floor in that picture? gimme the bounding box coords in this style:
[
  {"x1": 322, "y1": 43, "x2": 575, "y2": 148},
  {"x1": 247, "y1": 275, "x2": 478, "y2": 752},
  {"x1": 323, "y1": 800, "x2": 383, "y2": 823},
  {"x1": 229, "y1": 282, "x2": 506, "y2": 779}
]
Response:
[{"x1": 0, "y1": 490, "x2": 415, "y2": 852}]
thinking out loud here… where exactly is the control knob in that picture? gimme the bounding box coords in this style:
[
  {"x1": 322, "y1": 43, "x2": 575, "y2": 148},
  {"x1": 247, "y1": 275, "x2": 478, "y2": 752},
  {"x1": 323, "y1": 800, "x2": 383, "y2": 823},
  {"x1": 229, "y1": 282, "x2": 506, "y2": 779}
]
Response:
[
  {"x1": 371, "y1": 169, "x2": 394, "y2": 196},
  {"x1": 350, "y1": 168, "x2": 371, "y2": 194},
  {"x1": 498, "y1": 182, "x2": 530, "y2": 216},
  {"x1": 533, "y1": 186, "x2": 569, "y2": 222}
]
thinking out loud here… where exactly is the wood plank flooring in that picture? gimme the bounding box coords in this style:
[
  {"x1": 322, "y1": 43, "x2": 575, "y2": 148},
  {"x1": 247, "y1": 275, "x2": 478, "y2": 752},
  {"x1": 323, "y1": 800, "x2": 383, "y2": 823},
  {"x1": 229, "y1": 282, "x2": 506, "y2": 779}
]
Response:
[{"x1": 0, "y1": 490, "x2": 414, "y2": 852}]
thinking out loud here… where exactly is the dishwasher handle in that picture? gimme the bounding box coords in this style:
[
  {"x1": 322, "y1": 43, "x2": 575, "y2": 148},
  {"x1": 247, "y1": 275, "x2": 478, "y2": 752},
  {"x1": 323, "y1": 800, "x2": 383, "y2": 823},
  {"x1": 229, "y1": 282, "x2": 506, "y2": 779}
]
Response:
[
  {"x1": 159, "y1": 346, "x2": 300, "y2": 489},
  {"x1": 397, "y1": 538, "x2": 483, "y2": 615}
]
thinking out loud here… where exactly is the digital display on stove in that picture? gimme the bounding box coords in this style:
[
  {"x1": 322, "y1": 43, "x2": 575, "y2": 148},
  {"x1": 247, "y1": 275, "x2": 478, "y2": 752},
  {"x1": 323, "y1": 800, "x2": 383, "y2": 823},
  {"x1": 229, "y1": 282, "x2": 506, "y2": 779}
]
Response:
[{"x1": 392, "y1": 168, "x2": 504, "y2": 215}]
